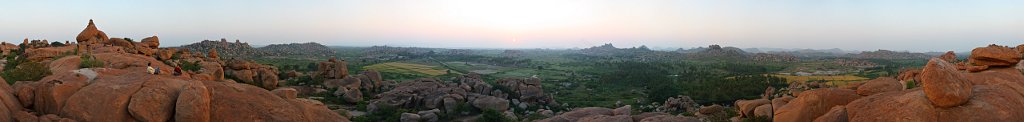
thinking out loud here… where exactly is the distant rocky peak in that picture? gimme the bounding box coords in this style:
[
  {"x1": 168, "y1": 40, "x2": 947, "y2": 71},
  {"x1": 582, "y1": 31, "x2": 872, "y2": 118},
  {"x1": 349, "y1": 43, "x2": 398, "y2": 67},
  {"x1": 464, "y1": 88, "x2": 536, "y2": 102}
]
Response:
[{"x1": 708, "y1": 45, "x2": 723, "y2": 50}]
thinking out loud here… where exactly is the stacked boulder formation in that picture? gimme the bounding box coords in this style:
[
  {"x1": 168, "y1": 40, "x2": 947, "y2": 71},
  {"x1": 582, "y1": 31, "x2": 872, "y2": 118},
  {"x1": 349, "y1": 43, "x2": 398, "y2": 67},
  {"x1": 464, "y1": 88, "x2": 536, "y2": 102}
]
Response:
[
  {"x1": 0, "y1": 20, "x2": 346, "y2": 121},
  {"x1": 762, "y1": 44, "x2": 1024, "y2": 122},
  {"x1": 224, "y1": 59, "x2": 279, "y2": 90},
  {"x1": 317, "y1": 58, "x2": 349, "y2": 80},
  {"x1": 74, "y1": 19, "x2": 108, "y2": 46},
  {"x1": 657, "y1": 95, "x2": 699, "y2": 113},
  {"x1": 314, "y1": 58, "x2": 392, "y2": 104},
  {"x1": 495, "y1": 77, "x2": 558, "y2": 109}
]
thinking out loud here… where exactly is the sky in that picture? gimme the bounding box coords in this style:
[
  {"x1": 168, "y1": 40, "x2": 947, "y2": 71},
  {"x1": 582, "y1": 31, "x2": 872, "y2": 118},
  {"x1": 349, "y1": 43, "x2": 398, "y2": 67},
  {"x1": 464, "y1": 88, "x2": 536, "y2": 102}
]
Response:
[{"x1": 1, "y1": 0, "x2": 1022, "y2": 52}]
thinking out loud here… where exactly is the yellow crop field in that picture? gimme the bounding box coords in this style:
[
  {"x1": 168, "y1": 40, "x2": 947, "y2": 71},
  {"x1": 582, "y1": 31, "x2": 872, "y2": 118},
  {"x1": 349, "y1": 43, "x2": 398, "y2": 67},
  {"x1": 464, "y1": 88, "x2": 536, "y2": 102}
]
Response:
[
  {"x1": 771, "y1": 74, "x2": 869, "y2": 86},
  {"x1": 363, "y1": 62, "x2": 448, "y2": 76}
]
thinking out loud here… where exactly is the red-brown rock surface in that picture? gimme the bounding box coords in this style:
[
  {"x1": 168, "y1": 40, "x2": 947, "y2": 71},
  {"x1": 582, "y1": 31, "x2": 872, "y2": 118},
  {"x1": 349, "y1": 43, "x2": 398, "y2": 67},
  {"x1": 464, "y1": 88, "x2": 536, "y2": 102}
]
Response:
[
  {"x1": 24, "y1": 46, "x2": 75, "y2": 62},
  {"x1": 0, "y1": 19, "x2": 345, "y2": 122},
  {"x1": 75, "y1": 20, "x2": 108, "y2": 45},
  {"x1": 920, "y1": 58, "x2": 972, "y2": 107},
  {"x1": 224, "y1": 59, "x2": 279, "y2": 90},
  {"x1": 968, "y1": 44, "x2": 1020, "y2": 67},
  {"x1": 855, "y1": 77, "x2": 902, "y2": 96},
  {"x1": 735, "y1": 99, "x2": 770, "y2": 118},
  {"x1": 316, "y1": 58, "x2": 349, "y2": 79},
  {"x1": 844, "y1": 46, "x2": 1024, "y2": 121},
  {"x1": 538, "y1": 107, "x2": 613, "y2": 122},
  {"x1": 896, "y1": 69, "x2": 922, "y2": 88},
  {"x1": 773, "y1": 88, "x2": 861, "y2": 122},
  {"x1": 938, "y1": 51, "x2": 958, "y2": 62},
  {"x1": 812, "y1": 106, "x2": 847, "y2": 122}
]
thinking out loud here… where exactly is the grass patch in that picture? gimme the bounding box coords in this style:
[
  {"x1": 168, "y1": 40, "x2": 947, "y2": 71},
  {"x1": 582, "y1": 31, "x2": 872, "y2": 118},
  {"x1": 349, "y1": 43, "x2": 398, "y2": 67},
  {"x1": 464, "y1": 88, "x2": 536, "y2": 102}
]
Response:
[
  {"x1": 2, "y1": 61, "x2": 51, "y2": 84},
  {"x1": 80, "y1": 54, "x2": 104, "y2": 68},
  {"x1": 363, "y1": 62, "x2": 448, "y2": 76}
]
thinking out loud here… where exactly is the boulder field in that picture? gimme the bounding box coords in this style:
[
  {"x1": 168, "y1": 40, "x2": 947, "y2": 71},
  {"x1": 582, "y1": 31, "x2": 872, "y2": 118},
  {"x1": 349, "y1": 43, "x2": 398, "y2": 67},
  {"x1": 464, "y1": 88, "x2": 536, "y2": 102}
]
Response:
[
  {"x1": 0, "y1": 20, "x2": 346, "y2": 122},
  {"x1": 760, "y1": 44, "x2": 1024, "y2": 122}
]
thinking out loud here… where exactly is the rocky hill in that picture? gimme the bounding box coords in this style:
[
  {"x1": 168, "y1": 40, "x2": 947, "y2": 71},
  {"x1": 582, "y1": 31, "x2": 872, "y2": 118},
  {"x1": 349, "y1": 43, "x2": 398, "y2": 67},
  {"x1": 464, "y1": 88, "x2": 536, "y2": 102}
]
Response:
[
  {"x1": 682, "y1": 45, "x2": 750, "y2": 59},
  {"x1": 726, "y1": 44, "x2": 1024, "y2": 121},
  {"x1": 580, "y1": 43, "x2": 652, "y2": 56},
  {"x1": 176, "y1": 39, "x2": 268, "y2": 59},
  {"x1": 0, "y1": 20, "x2": 346, "y2": 122},
  {"x1": 259, "y1": 42, "x2": 336, "y2": 56},
  {"x1": 752, "y1": 53, "x2": 798, "y2": 62}
]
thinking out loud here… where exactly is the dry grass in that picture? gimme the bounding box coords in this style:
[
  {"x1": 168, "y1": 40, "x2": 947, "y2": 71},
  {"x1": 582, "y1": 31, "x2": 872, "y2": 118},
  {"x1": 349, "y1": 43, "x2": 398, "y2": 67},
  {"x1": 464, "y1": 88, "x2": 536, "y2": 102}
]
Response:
[{"x1": 771, "y1": 74, "x2": 869, "y2": 86}]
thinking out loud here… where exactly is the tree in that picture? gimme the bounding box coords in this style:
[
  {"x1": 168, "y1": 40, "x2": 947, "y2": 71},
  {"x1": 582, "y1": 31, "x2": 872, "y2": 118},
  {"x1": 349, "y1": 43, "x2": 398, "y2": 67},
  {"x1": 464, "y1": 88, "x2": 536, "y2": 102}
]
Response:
[{"x1": 50, "y1": 42, "x2": 66, "y2": 47}]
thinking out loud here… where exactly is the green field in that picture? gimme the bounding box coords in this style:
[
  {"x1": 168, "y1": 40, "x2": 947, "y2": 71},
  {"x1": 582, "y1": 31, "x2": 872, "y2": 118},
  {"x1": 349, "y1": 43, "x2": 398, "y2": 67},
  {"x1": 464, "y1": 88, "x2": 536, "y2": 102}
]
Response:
[{"x1": 363, "y1": 62, "x2": 449, "y2": 76}]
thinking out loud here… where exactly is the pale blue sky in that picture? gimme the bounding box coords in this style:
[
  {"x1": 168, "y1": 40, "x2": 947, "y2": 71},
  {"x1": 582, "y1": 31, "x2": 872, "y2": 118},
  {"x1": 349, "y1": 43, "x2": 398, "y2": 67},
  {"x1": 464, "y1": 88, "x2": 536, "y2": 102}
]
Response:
[{"x1": 1, "y1": 0, "x2": 1021, "y2": 52}]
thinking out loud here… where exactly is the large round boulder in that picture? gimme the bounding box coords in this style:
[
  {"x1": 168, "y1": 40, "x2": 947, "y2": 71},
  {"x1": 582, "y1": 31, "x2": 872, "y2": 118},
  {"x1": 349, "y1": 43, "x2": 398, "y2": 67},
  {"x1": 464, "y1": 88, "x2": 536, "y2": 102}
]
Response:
[{"x1": 920, "y1": 58, "x2": 972, "y2": 107}]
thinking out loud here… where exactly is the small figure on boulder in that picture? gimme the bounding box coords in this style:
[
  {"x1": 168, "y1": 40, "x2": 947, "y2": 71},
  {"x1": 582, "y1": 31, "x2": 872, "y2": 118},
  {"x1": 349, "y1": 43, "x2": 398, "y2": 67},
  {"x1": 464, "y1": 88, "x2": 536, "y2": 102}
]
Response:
[{"x1": 147, "y1": 63, "x2": 156, "y2": 74}]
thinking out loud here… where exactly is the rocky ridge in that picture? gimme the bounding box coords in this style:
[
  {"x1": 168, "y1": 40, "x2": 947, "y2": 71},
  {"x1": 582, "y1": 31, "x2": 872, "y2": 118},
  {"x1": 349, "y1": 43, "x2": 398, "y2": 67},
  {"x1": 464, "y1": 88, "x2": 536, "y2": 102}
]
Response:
[
  {"x1": 0, "y1": 20, "x2": 346, "y2": 122},
  {"x1": 734, "y1": 44, "x2": 1024, "y2": 122}
]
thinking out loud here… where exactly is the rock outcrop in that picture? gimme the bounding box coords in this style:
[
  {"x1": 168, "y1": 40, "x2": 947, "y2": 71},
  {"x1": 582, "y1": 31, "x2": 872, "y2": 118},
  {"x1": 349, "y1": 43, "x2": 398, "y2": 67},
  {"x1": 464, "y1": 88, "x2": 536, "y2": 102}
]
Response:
[
  {"x1": 808, "y1": 44, "x2": 1024, "y2": 122},
  {"x1": 920, "y1": 58, "x2": 972, "y2": 107},
  {"x1": 0, "y1": 20, "x2": 345, "y2": 122},
  {"x1": 495, "y1": 77, "x2": 555, "y2": 109},
  {"x1": 259, "y1": 42, "x2": 337, "y2": 56},
  {"x1": 939, "y1": 51, "x2": 959, "y2": 62},
  {"x1": 224, "y1": 59, "x2": 279, "y2": 90},
  {"x1": 854, "y1": 77, "x2": 902, "y2": 96},
  {"x1": 75, "y1": 19, "x2": 108, "y2": 45},
  {"x1": 969, "y1": 44, "x2": 1020, "y2": 67},
  {"x1": 10, "y1": 65, "x2": 344, "y2": 122},
  {"x1": 735, "y1": 99, "x2": 770, "y2": 118},
  {"x1": 178, "y1": 39, "x2": 267, "y2": 58},
  {"x1": 316, "y1": 58, "x2": 349, "y2": 80},
  {"x1": 657, "y1": 95, "x2": 699, "y2": 113},
  {"x1": 773, "y1": 88, "x2": 861, "y2": 122}
]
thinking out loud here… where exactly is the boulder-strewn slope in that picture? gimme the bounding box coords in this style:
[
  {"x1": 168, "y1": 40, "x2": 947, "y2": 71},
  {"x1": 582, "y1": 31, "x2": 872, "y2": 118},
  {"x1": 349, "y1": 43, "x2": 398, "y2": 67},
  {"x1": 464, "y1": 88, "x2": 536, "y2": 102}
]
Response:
[
  {"x1": 0, "y1": 20, "x2": 346, "y2": 122},
  {"x1": 259, "y1": 42, "x2": 336, "y2": 56},
  {"x1": 177, "y1": 39, "x2": 268, "y2": 58},
  {"x1": 763, "y1": 44, "x2": 1024, "y2": 122}
]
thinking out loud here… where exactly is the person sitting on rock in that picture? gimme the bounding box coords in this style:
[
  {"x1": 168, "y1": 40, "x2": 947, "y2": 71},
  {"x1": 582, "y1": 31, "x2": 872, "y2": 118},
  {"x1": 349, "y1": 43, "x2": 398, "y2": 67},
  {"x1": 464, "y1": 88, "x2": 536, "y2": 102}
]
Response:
[
  {"x1": 147, "y1": 63, "x2": 155, "y2": 74},
  {"x1": 173, "y1": 64, "x2": 183, "y2": 76},
  {"x1": 154, "y1": 66, "x2": 162, "y2": 75}
]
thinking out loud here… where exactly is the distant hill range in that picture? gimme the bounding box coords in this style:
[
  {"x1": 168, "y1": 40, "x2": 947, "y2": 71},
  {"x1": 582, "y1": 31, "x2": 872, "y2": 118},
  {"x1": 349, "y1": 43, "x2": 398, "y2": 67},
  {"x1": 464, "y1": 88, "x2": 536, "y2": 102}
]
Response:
[
  {"x1": 575, "y1": 43, "x2": 937, "y2": 61},
  {"x1": 176, "y1": 39, "x2": 334, "y2": 58},
  {"x1": 847, "y1": 50, "x2": 932, "y2": 60},
  {"x1": 580, "y1": 43, "x2": 652, "y2": 56},
  {"x1": 678, "y1": 45, "x2": 749, "y2": 59}
]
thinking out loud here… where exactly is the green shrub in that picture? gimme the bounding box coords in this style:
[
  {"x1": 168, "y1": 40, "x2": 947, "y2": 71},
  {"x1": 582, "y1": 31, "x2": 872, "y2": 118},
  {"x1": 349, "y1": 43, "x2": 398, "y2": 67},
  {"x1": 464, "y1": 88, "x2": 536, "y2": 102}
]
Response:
[
  {"x1": 742, "y1": 116, "x2": 772, "y2": 122},
  {"x1": 50, "y1": 42, "x2": 66, "y2": 47},
  {"x1": 179, "y1": 61, "x2": 201, "y2": 72},
  {"x1": 480, "y1": 109, "x2": 515, "y2": 122},
  {"x1": 2, "y1": 61, "x2": 52, "y2": 84},
  {"x1": 80, "y1": 54, "x2": 104, "y2": 68},
  {"x1": 3, "y1": 53, "x2": 21, "y2": 71},
  {"x1": 53, "y1": 51, "x2": 75, "y2": 61},
  {"x1": 352, "y1": 104, "x2": 411, "y2": 122},
  {"x1": 905, "y1": 80, "x2": 917, "y2": 89},
  {"x1": 356, "y1": 101, "x2": 369, "y2": 111}
]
